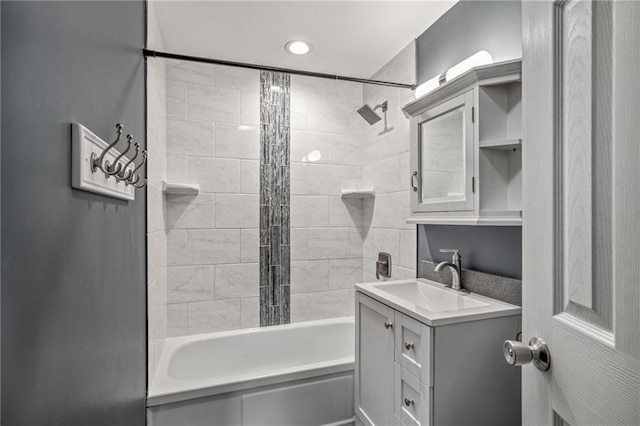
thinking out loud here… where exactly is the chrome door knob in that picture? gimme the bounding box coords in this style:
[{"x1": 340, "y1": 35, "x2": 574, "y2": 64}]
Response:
[
  {"x1": 404, "y1": 398, "x2": 414, "y2": 407},
  {"x1": 503, "y1": 337, "x2": 550, "y2": 371},
  {"x1": 404, "y1": 342, "x2": 414, "y2": 350},
  {"x1": 384, "y1": 321, "x2": 393, "y2": 329}
]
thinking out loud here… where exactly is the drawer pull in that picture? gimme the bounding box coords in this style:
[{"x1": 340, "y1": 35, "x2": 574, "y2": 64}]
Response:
[
  {"x1": 404, "y1": 398, "x2": 414, "y2": 407},
  {"x1": 384, "y1": 321, "x2": 393, "y2": 329},
  {"x1": 404, "y1": 341, "x2": 415, "y2": 350}
]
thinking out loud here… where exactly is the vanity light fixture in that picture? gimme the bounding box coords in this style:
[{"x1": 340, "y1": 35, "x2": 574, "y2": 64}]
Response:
[
  {"x1": 284, "y1": 40, "x2": 312, "y2": 55},
  {"x1": 415, "y1": 50, "x2": 494, "y2": 99}
]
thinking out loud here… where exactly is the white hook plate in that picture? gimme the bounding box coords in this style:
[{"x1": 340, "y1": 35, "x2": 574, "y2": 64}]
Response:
[{"x1": 71, "y1": 123, "x2": 135, "y2": 201}]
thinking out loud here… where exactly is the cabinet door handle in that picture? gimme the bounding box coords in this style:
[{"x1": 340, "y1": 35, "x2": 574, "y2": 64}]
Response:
[
  {"x1": 404, "y1": 398, "x2": 414, "y2": 407},
  {"x1": 410, "y1": 171, "x2": 418, "y2": 192},
  {"x1": 404, "y1": 342, "x2": 414, "y2": 350},
  {"x1": 384, "y1": 321, "x2": 393, "y2": 329}
]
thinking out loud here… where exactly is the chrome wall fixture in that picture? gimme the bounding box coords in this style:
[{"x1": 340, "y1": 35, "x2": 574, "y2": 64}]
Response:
[{"x1": 91, "y1": 123, "x2": 147, "y2": 189}]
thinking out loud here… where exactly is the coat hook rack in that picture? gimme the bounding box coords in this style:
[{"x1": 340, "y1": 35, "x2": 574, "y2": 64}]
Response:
[{"x1": 72, "y1": 123, "x2": 148, "y2": 200}]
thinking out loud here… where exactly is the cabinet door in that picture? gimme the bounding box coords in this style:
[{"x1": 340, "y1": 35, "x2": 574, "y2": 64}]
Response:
[
  {"x1": 355, "y1": 293, "x2": 395, "y2": 426},
  {"x1": 410, "y1": 90, "x2": 475, "y2": 213}
]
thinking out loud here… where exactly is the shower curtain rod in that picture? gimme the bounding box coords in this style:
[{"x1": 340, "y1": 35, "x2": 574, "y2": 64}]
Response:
[{"x1": 143, "y1": 49, "x2": 416, "y2": 90}]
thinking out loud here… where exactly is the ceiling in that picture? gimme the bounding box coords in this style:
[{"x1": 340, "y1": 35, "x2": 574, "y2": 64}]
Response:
[{"x1": 152, "y1": 1, "x2": 458, "y2": 80}]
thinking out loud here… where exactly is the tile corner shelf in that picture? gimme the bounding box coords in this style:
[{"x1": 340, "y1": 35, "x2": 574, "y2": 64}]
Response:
[
  {"x1": 162, "y1": 181, "x2": 200, "y2": 195},
  {"x1": 340, "y1": 188, "x2": 376, "y2": 199}
]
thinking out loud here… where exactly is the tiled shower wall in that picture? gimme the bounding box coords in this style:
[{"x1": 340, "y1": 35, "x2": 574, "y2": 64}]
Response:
[
  {"x1": 164, "y1": 62, "x2": 262, "y2": 336},
  {"x1": 289, "y1": 76, "x2": 366, "y2": 322},
  {"x1": 151, "y1": 44, "x2": 418, "y2": 338},
  {"x1": 361, "y1": 43, "x2": 418, "y2": 282}
]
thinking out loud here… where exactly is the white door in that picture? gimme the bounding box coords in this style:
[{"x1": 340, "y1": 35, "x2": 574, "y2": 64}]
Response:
[{"x1": 521, "y1": 1, "x2": 640, "y2": 424}]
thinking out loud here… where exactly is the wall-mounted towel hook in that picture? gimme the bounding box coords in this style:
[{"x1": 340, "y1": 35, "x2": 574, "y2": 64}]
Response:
[
  {"x1": 127, "y1": 151, "x2": 147, "y2": 186},
  {"x1": 72, "y1": 123, "x2": 148, "y2": 201},
  {"x1": 105, "y1": 134, "x2": 133, "y2": 176},
  {"x1": 117, "y1": 143, "x2": 140, "y2": 181},
  {"x1": 91, "y1": 123, "x2": 123, "y2": 174}
]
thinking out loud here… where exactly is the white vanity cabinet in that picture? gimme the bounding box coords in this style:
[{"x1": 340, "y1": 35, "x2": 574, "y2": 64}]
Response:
[
  {"x1": 355, "y1": 290, "x2": 521, "y2": 426},
  {"x1": 403, "y1": 60, "x2": 523, "y2": 226}
]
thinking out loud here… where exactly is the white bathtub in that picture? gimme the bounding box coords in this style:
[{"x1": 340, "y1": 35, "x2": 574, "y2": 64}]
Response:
[{"x1": 148, "y1": 317, "x2": 355, "y2": 426}]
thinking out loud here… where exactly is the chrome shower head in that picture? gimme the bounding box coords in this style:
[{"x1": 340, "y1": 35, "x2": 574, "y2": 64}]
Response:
[{"x1": 357, "y1": 101, "x2": 388, "y2": 125}]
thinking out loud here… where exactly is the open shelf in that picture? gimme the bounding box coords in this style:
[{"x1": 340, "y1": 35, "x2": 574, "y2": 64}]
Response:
[
  {"x1": 162, "y1": 181, "x2": 200, "y2": 195},
  {"x1": 341, "y1": 188, "x2": 376, "y2": 199},
  {"x1": 479, "y1": 139, "x2": 522, "y2": 151}
]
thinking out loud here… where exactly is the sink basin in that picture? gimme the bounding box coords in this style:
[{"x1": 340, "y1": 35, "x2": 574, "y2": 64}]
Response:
[
  {"x1": 355, "y1": 278, "x2": 521, "y2": 326},
  {"x1": 373, "y1": 281, "x2": 489, "y2": 312}
]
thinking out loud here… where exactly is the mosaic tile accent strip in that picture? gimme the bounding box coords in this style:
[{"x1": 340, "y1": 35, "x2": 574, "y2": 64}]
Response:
[{"x1": 259, "y1": 71, "x2": 291, "y2": 326}]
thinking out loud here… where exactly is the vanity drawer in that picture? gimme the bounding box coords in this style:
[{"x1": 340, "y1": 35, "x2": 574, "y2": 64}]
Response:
[
  {"x1": 394, "y1": 364, "x2": 432, "y2": 426},
  {"x1": 394, "y1": 312, "x2": 433, "y2": 385}
]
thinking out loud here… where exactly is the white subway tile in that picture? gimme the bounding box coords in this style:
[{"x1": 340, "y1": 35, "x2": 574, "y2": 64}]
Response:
[
  {"x1": 188, "y1": 299, "x2": 241, "y2": 334},
  {"x1": 215, "y1": 194, "x2": 259, "y2": 228},
  {"x1": 290, "y1": 130, "x2": 329, "y2": 164},
  {"x1": 167, "y1": 303, "x2": 188, "y2": 337},
  {"x1": 214, "y1": 263, "x2": 259, "y2": 299},
  {"x1": 328, "y1": 196, "x2": 362, "y2": 227},
  {"x1": 304, "y1": 289, "x2": 355, "y2": 321},
  {"x1": 241, "y1": 297, "x2": 260, "y2": 329},
  {"x1": 241, "y1": 91, "x2": 260, "y2": 125},
  {"x1": 307, "y1": 228, "x2": 349, "y2": 259},
  {"x1": 167, "y1": 80, "x2": 187, "y2": 118},
  {"x1": 187, "y1": 229, "x2": 240, "y2": 265},
  {"x1": 167, "y1": 265, "x2": 215, "y2": 303},
  {"x1": 168, "y1": 230, "x2": 187, "y2": 266},
  {"x1": 290, "y1": 228, "x2": 309, "y2": 260},
  {"x1": 374, "y1": 228, "x2": 401, "y2": 265},
  {"x1": 290, "y1": 260, "x2": 330, "y2": 294},
  {"x1": 187, "y1": 157, "x2": 240, "y2": 193},
  {"x1": 329, "y1": 258, "x2": 363, "y2": 290},
  {"x1": 240, "y1": 160, "x2": 259, "y2": 194},
  {"x1": 290, "y1": 293, "x2": 309, "y2": 323},
  {"x1": 147, "y1": 183, "x2": 165, "y2": 234},
  {"x1": 188, "y1": 85, "x2": 241, "y2": 123},
  {"x1": 385, "y1": 191, "x2": 413, "y2": 230},
  {"x1": 399, "y1": 229, "x2": 417, "y2": 270},
  {"x1": 167, "y1": 61, "x2": 215, "y2": 86},
  {"x1": 215, "y1": 123, "x2": 259, "y2": 159},
  {"x1": 167, "y1": 154, "x2": 188, "y2": 182},
  {"x1": 167, "y1": 193, "x2": 215, "y2": 229},
  {"x1": 215, "y1": 65, "x2": 259, "y2": 92},
  {"x1": 290, "y1": 196, "x2": 329, "y2": 228},
  {"x1": 167, "y1": 119, "x2": 215, "y2": 157},
  {"x1": 240, "y1": 229, "x2": 259, "y2": 263}
]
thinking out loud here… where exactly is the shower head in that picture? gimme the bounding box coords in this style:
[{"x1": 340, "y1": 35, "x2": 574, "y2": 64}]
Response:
[{"x1": 357, "y1": 101, "x2": 388, "y2": 125}]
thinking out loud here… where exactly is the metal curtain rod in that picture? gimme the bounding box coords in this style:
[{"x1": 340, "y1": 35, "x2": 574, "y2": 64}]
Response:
[{"x1": 143, "y1": 49, "x2": 416, "y2": 90}]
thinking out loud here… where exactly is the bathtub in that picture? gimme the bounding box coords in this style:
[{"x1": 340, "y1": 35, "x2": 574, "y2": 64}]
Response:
[{"x1": 147, "y1": 317, "x2": 355, "y2": 426}]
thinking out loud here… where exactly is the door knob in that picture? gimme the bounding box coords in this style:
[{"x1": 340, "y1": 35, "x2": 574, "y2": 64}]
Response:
[{"x1": 503, "y1": 337, "x2": 550, "y2": 371}]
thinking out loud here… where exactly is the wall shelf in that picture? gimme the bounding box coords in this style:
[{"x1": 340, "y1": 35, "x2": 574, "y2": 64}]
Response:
[
  {"x1": 162, "y1": 181, "x2": 200, "y2": 195},
  {"x1": 479, "y1": 139, "x2": 522, "y2": 150},
  {"x1": 341, "y1": 188, "x2": 376, "y2": 199}
]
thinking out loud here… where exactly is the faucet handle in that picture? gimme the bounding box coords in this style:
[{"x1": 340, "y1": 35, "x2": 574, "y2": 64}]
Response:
[{"x1": 439, "y1": 249, "x2": 461, "y2": 261}]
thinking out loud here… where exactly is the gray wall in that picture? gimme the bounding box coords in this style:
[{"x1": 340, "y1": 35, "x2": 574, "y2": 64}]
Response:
[
  {"x1": 416, "y1": 0, "x2": 522, "y2": 280},
  {"x1": 1, "y1": 2, "x2": 146, "y2": 425},
  {"x1": 418, "y1": 225, "x2": 522, "y2": 280},
  {"x1": 416, "y1": 0, "x2": 522, "y2": 84}
]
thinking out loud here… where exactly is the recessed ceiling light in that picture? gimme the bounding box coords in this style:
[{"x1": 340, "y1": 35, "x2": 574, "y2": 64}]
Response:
[{"x1": 285, "y1": 40, "x2": 312, "y2": 55}]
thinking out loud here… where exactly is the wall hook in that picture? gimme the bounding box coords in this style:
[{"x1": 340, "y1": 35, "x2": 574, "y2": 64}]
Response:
[
  {"x1": 127, "y1": 151, "x2": 147, "y2": 186},
  {"x1": 91, "y1": 123, "x2": 123, "y2": 174},
  {"x1": 117, "y1": 143, "x2": 140, "y2": 181},
  {"x1": 105, "y1": 135, "x2": 133, "y2": 176}
]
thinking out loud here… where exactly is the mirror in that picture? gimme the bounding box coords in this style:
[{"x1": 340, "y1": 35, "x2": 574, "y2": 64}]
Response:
[{"x1": 419, "y1": 106, "x2": 466, "y2": 203}]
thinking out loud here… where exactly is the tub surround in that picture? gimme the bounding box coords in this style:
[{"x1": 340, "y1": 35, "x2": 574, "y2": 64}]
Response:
[{"x1": 419, "y1": 260, "x2": 522, "y2": 306}]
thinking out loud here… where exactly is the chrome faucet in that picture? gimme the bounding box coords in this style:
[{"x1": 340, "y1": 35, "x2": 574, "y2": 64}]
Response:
[{"x1": 435, "y1": 249, "x2": 468, "y2": 292}]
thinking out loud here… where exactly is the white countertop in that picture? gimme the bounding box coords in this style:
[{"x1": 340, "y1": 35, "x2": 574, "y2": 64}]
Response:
[{"x1": 355, "y1": 278, "x2": 521, "y2": 326}]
